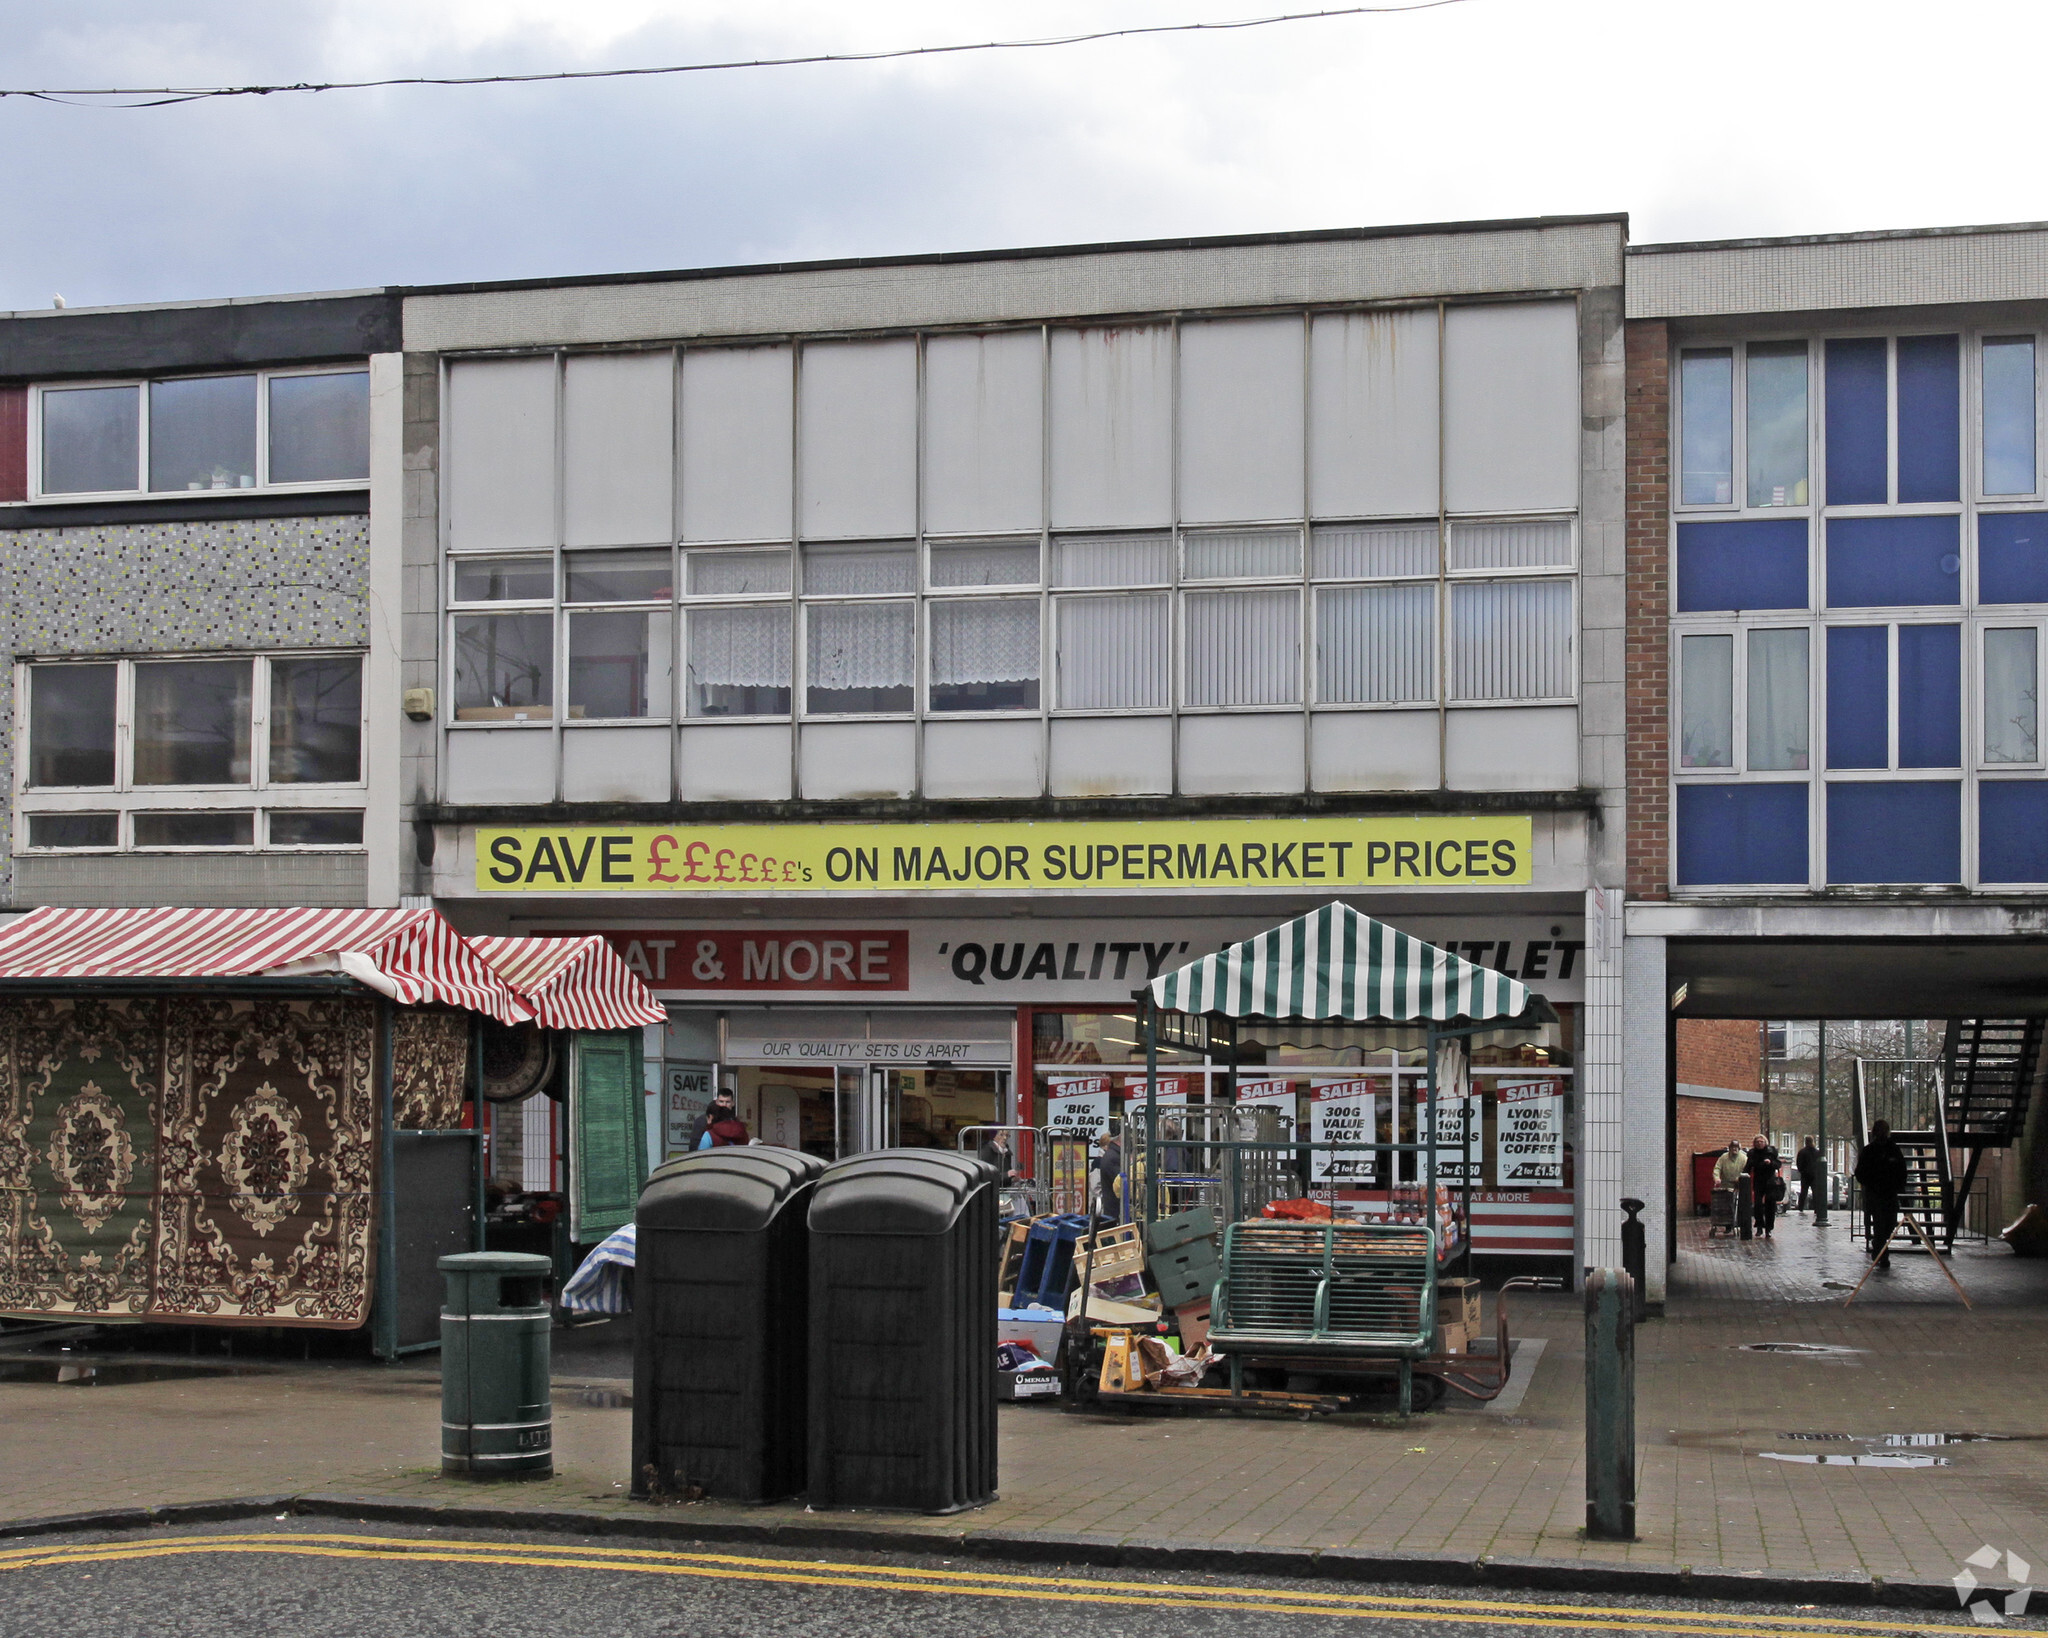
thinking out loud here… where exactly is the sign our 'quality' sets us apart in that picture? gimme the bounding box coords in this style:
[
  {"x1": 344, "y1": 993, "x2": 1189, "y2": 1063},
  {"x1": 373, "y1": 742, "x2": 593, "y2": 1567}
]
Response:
[{"x1": 476, "y1": 817, "x2": 1535, "y2": 893}]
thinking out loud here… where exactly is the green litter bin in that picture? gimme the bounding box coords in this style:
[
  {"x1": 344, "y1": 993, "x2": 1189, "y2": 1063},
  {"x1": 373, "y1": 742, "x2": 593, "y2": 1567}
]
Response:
[{"x1": 440, "y1": 1251, "x2": 553, "y2": 1480}]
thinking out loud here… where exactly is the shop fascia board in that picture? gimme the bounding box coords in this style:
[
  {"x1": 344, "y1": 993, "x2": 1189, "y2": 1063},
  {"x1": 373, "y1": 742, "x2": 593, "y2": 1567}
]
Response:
[{"x1": 1625, "y1": 900, "x2": 2048, "y2": 939}]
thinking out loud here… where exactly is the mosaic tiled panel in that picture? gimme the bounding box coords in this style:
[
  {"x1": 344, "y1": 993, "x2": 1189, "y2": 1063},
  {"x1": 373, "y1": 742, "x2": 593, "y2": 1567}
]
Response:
[{"x1": 0, "y1": 515, "x2": 369, "y2": 901}]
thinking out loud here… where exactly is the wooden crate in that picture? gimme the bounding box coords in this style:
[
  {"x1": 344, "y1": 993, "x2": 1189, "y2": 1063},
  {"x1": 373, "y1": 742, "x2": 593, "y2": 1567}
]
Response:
[{"x1": 1075, "y1": 1223, "x2": 1146, "y2": 1285}]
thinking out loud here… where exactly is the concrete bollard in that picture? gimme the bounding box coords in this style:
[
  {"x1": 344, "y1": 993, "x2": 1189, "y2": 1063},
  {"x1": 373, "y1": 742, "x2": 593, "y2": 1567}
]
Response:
[{"x1": 1584, "y1": 1267, "x2": 1637, "y2": 1541}]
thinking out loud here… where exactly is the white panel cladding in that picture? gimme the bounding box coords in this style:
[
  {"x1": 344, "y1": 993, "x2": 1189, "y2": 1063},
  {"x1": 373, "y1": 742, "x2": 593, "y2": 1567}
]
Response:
[
  {"x1": 1178, "y1": 713, "x2": 1306, "y2": 796},
  {"x1": 1049, "y1": 324, "x2": 1173, "y2": 529},
  {"x1": 1443, "y1": 705, "x2": 1578, "y2": 790},
  {"x1": 562, "y1": 351, "x2": 674, "y2": 546},
  {"x1": 1310, "y1": 708, "x2": 1441, "y2": 792},
  {"x1": 680, "y1": 345, "x2": 793, "y2": 543},
  {"x1": 1310, "y1": 308, "x2": 1439, "y2": 518},
  {"x1": 799, "y1": 720, "x2": 917, "y2": 798},
  {"x1": 1178, "y1": 317, "x2": 1304, "y2": 523},
  {"x1": 677, "y1": 722, "x2": 792, "y2": 800},
  {"x1": 1048, "y1": 715, "x2": 1172, "y2": 797},
  {"x1": 799, "y1": 339, "x2": 917, "y2": 538},
  {"x1": 923, "y1": 330, "x2": 1044, "y2": 535},
  {"x1": 446, "y1": 357, "x2": 556, "y2": 551},
  {"x1": 446, "y1": 729, "x2": 554, "y2": 803},
  {"x1": 562, "y1": 725, "x2": 672, "y2": 803},
  {"x1": 1443, "y1": 301, "x2": 1579, "y2": 513},
  {"x1": 921, "y1": 718, "x2": 1045, "y2": 798}
]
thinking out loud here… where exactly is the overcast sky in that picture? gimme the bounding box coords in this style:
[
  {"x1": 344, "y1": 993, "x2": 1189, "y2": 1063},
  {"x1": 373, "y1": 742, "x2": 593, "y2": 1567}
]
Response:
[{"x1": 4, "y1": 0, "x2": 2044, "y2": 310}]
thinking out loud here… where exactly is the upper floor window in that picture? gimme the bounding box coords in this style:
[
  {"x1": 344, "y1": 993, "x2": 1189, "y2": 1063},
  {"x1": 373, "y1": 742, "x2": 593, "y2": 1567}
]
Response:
[
  {"x1": 33, "y1": 368, "x2": 369, "y2": 499},
  {"x1": 1678, "y1": 342, "x2": 1809, "y2": 509}
]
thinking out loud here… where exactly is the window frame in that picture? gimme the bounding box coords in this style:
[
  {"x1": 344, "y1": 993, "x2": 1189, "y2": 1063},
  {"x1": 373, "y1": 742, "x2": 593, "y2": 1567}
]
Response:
[
  {"x1": 25, "y1": 365, "x2": 372, "y2": 504},
  {"x1": 13, "y1": 649, "x2": 370, "y2": 855}
]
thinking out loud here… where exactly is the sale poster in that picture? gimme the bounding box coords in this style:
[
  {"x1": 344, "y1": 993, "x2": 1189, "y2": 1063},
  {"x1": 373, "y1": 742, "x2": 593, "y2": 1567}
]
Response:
[
  {"x1": 1309, "y1": 1079, "x2": 1378, "y2": 1183},
  {"x1": 1046, "y1": 1075, "x2": 1112, "y2": 1139},
  {"x1": 1495, "y1": 1078, "x2": 1565, "y2": 1186},
  {"x1": 1430, "y1": 1091, "x2": 1484, "y2": 1182}
]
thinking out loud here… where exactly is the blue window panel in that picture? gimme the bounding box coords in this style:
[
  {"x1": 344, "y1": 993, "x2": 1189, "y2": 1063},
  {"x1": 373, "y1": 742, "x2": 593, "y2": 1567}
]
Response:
[
  {"x1": 1825, "y1": 625, "x2": 1888, "y2": 769},
  {"x1": 1675, "y1": 783, "x2": 1809, "y2": 886},
  {"x1": 1675, "y1": 518, "x2": 1808, "y2": 613},
  {"x1": 1979, "y1": 512, "x2": 2048, "y2": 604},
  {"x1": 1826, "y1": 781, "x2": 1960, "y2": 884},
  {"x1": 1896, "y1": 623, "x2": 1961, "y2": 768},
  {"x1": 1826, "y1": 514, "x2": 1961, "y2": 608},
  {"x1": 1981, "y1": 782, "x2": 2048, "y2": 883},
  {"x1": 1825, "y1": 337, "x2": 1889, "y2": 504},
  {"x1": 1895, "y1": 334, "x2": 1961, "y2": 503}
]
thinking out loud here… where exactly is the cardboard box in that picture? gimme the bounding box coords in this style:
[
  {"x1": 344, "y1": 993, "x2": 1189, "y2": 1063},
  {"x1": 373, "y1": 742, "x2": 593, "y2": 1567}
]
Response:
[
  {"x1": 1441, "y1": 1277, "x2": 1481, "y2": 1334},
  {"x1": 1175, "y1": 1299, "x2": 1212, "y2": 1351},
  {"x1": 1432, "y1": 1321, "x2": 1470, "y2": 1355},
  {"x1": 999, "y1": 1367, "x2": 1062, "y2": 1401}
]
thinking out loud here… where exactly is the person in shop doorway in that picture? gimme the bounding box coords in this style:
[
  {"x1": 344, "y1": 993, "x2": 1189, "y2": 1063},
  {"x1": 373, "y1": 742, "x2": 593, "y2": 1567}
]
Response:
[
  {"x1": 1746, "y1": 1134, "x2": 1783, "y2": 1237},
  {"x1": 1855, "y1": 1119, "x2": 1909, "y2": 1269},
  {"x1": 689, "y1": 1088, "x2": 746, "y2": 1150},
  {"x1": 1795, "y1": 1136, "x2": 1825, "y2": 1214},
  {"x1": 1093, "y1": 1131, "x2": 1122, "y2": 1222},
  {"x1": 976, "y1": 1129, "x2": 1014, "y2": 1184}
]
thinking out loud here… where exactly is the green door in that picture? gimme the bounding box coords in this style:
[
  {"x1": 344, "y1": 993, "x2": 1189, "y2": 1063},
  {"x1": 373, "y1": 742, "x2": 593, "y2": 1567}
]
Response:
[{"x1": 568, "y1": 1030, "x2": 647, "y2": 1244}]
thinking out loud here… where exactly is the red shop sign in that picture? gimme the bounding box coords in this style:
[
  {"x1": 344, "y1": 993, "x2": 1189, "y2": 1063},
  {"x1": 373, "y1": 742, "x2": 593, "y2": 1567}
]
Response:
[{"x1": 579, "y1": 930, "x2": 908, "y2": 991}]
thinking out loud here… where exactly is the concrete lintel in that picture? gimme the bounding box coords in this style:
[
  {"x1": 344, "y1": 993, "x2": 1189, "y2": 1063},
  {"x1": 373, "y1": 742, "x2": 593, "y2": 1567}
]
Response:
[{"x1": 1626, "y1": 900, "x2": 2048, "y2": 940}]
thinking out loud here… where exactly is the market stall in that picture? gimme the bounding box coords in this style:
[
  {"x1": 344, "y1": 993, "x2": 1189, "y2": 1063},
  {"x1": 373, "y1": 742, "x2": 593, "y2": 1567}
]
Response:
[
  {"x1": 0, "y1": 906, "x2": 532, "y2": 1357},
  {"x1": 1064, "y1": 900, "x2": 1555, "y2": 1412},
  {"x1": 465, "y1": 935, "x2": 668, "y2": 1266}
]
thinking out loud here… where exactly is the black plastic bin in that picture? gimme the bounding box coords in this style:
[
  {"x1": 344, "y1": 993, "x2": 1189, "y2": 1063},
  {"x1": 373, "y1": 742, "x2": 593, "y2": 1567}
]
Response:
[
  {"x1": 631, "y1": 1147, "x2": 826, "y2": 1503},
  {"x1": 807, "y1": 1149, "x2": 997, "y2": 1513}
]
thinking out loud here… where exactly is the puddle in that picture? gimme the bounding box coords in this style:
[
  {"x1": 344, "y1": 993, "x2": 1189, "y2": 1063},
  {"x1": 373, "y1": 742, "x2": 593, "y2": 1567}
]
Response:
[
  {"x1": 1777, "y1": 1432, "x2": 2008, "y2": 1446},
  {"x1": 570, "y1": 1387, "x2": 631, "y2": 1409},
  {"x1": 0, "y1": 1358, "x2": 250, "y2": 1386},
  {"x1": 1760, "y1": 1452, "x2": 1949, "y2": 1468},
  {"x1": 1737, "y1": 1342, "x2": 1868, "y2": 1355}
]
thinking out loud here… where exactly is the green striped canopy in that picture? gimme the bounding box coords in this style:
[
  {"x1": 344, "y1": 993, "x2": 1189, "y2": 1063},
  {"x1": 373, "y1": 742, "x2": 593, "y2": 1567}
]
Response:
[{"x1": 1147, "y1": 901, "x2": 1533, "y2": 1023}]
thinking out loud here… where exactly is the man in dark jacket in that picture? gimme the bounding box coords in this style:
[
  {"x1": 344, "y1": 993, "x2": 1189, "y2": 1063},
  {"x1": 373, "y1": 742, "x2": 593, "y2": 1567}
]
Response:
[
  {"x1": 1794, "y1": 1137, "x2": 1825, "y2": 1213},
  {"x1": 687, "y1": 1088, "x2": 738, "y2": 1153},
  {"x1": 976, "y1": 1130, "x2": 1014, "y2": 1184},
  {"x1": 1093, "y1": 1133, "x2": 1122, "y2": 1221},
  {"x1": 1746, "y1": 1135, "x2": 1783, "y2": 1237},
  {"x1": 1854, "y1": 1119, "x2": 1910, "y2": 1269}
]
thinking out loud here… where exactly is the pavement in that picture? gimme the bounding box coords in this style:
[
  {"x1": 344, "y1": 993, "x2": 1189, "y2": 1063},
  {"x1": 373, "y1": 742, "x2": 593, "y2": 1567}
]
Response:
[{"x1": 3, "y1": 1210, "x2": 2046, "y2": 1602}]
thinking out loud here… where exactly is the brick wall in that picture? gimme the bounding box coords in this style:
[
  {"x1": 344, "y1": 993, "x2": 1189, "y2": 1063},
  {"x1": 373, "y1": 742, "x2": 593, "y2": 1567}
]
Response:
[
  {"x1": 1676, "y1": 1096, "x2": 1764, "y2": 1213},
  {"x1": 1625, "y1": 318, "x2": 1671, "y2": 900},
  {"x1": 1676, "y1": 1017, "x2": 1764, "y2": 1093}
]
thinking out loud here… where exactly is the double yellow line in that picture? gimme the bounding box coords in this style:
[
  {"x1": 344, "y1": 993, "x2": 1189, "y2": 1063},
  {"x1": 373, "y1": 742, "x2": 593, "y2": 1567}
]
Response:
[{"x1": 0, "y1": 1532, "x2": 1974, "y2": 1635}]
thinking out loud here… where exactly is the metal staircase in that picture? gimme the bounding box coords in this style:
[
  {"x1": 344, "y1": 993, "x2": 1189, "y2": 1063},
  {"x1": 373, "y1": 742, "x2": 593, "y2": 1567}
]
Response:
[{"x1": 1850, "y1": 1023, "x2": 2042, "y2": 1252}]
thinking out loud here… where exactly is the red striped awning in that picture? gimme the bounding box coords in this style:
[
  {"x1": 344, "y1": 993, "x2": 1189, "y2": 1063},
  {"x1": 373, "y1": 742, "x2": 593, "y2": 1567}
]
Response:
[
  {"x1": 0, "y1": 906, "x2": 532, "y2": 1025},
  {"x1": 466, "y1": 935, "x2": 668, "y2": 1031}
]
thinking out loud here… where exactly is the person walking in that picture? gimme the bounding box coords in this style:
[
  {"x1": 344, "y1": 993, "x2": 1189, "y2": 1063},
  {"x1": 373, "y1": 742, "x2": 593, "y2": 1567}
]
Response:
[
  {"x1": 1855, "y1": 1118, "x2": 1910, "y2": 1269},
  {"x1": 1746, "y1": 1134, "x2": 1784, "y2": 1237},
  {"x1": 1093, "y1": 1131, "x2": 1123, "y2": 1221},
  {"x1": 1713, "y1": 1139, "x2": 1746, "y2": 1191},
  {"x1": 976, "y1": 1129, "x2": 1014, "y2": 1184},
  {"x1": 687, "y1": 1087, "x2": 740, "y2": 1152},
  {"x1": 1794, "y1": 1136, "x2": 1824, "y2": 1213}
]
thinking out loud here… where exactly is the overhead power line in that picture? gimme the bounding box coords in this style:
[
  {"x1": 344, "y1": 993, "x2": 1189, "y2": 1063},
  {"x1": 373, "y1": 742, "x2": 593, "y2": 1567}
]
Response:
[{"x1": 1, "y1": 2, "x2": 1479, "y2": 107}]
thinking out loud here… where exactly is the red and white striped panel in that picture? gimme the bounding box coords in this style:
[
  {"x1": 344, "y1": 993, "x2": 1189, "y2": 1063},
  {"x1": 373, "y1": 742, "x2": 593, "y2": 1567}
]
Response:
[
  {"x1": 1470, "y1": 1192, "x2": 1575, "y2": 1257},
  {"x1": 0, "y1": 906, "x2": 531, "y2": 1024},
  {"x1": 467, "y1": 934, "x2": 668, "y2": 1031}
]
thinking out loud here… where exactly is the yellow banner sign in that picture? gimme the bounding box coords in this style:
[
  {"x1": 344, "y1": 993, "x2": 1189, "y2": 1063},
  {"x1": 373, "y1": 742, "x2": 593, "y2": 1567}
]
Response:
[{"x1": 474, "y1": 817, "x2": 1532, "y2": 893}]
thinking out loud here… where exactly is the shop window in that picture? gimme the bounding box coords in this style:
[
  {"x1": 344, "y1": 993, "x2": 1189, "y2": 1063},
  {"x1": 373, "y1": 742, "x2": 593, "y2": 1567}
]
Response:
[
  {"x1": 1983, "y1": 338, "x2": 2037, "y2": 497},
  {"x1": 36, "y1": 369, "x2": 368, "y2": 498},
  {"x1": 26, "y1": 662, "x2": 115, "y2": 787}
]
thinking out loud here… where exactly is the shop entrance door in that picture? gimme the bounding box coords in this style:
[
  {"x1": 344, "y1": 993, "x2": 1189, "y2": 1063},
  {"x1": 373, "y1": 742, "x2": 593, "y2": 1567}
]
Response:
[{"x1": 834, "y1": 1066, "x2": 902, "y2": 1157}]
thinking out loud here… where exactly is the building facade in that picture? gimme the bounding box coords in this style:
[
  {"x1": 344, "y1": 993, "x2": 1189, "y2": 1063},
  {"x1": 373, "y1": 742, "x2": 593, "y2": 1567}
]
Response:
[
  {"x1": 0, "y1": 290, "x2": 404, "y2": 910},
  {"x1": 1625, "y1": 223, "x2": 2048, "y2": 1285},
  {"x1": 394, "y1": 218, "x2": 1634, "y2": 1271}
]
